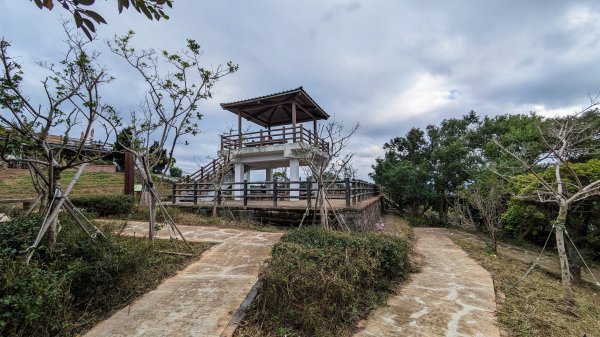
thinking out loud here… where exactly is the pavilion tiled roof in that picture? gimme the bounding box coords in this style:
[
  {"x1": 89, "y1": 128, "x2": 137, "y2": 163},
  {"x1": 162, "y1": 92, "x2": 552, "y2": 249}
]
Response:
[{"x1": 220, "y1": 87, "x2": 329, "y2": 127}]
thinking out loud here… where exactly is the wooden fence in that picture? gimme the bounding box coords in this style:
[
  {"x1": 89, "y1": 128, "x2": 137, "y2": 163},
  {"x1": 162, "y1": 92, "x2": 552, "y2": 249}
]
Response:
[{"x1": 172, "y1": 179, "x2": 379, "y2": 208}]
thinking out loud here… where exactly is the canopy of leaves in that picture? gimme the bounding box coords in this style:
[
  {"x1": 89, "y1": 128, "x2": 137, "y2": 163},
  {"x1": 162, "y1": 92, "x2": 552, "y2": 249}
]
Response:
[{"x1": 30, "y1": 0, "x2": 173, "y2": 40}]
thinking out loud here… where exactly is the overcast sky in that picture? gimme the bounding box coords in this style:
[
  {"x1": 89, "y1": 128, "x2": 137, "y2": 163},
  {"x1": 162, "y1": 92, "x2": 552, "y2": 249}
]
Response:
[{"x1": 1, "y1": 1, "x2": 600, "y2": 179}]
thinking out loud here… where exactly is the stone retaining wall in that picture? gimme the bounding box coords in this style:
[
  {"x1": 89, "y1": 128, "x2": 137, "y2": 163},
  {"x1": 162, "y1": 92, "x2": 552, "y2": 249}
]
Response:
[{"x1": 173, "y1": 196, "x2": 383, "y2": 230}]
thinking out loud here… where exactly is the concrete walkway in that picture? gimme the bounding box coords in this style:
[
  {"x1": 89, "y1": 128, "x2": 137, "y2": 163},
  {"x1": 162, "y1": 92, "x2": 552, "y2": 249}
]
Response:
[
  {"x1": 84, "y1": 222, "x2": 282, "y2": 337},
  {"x1": 354, "y1": 228, "x2": 500, "y2": 337}
]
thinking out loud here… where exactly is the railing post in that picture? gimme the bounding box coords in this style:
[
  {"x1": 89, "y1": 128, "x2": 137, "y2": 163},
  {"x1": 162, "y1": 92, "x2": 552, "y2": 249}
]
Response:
[
  {"x1": 345, "y1": 178, "x2": 350, "y2": 207},
  {"x1": 352, "y1": 180, "x2": 357, "y2": 205},
  {"x1": 193, "y1": 182, "x2": 198, "y2": 204},
  {"x1": 273, "y1": 179, "x2": 278, "y2": 207},
  {"x1": 282, "y1": 126, "x2": 286, "y2": 143},
  {"x1": 300, "y1": 125, "x2": 304, "y2": 142},
  {"x1": 243, "y1": 180, "x2": 248, "y2": 206},
  {"x1": 260, "y1": 129, "x2": 264, "y2": 146},
  {"x1": 221, "y1": 134, "x2": 224, "y2": 151},
  {"x1": 307, "y1": 178, "x2": 312, "y2": 208},
  {"x1": 172, "y1": 183, "x2": 176, "y2": 204},
  {"x1": 200, "y1": 167, "x2": 204, "y2": 181}
]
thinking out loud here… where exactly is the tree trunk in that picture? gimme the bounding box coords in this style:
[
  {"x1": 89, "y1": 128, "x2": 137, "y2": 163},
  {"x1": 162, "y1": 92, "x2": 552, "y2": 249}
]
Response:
[
  {"x1": 319, "y1": 187, "x2": 328, "y2": 229},
  {"x1": 148, "y1": 183, "x2": 156, "y2": 243},
  {"x1": 555, "y1": 204, "x2": 574, "y2": 303},
  {"x1": 47, "y1": 166, "x2": 60, "y2": 247}
]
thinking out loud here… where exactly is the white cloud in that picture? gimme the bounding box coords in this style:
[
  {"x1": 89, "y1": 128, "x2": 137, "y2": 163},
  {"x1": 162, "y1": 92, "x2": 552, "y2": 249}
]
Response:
[{"x1": 369, "y1": 73, "x2": 460, "y2": 125}]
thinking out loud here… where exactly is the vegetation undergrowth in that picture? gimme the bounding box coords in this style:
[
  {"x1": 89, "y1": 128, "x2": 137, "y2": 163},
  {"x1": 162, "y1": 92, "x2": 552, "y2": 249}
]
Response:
[
  {"x1": 453, "y1": 239, "x2": 600, "y2": 337},
  {"x1": 235, "y1": 226, "x2": 409, "y2": 337},
  {"x1": 0, "y1": 214, "x2": 212, "y2": 336},
  {"x1": 70, "y1": 195, "x2": 135, "y2": 216}
]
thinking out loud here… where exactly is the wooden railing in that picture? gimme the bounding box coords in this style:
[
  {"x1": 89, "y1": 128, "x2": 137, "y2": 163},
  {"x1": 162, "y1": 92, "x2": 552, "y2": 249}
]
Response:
[
  {"x1": 187, "y1": 157, "x2": 226, "y2": 182},
  {"x1": 46, "y1": 135, "x2": 112, "y2": 153},
  {"x1": 172, "y1": 178, "x2": 379, "y2": 208},
  {"x1": 221, "y1": 125, "x2": 329, "y2": 152}
]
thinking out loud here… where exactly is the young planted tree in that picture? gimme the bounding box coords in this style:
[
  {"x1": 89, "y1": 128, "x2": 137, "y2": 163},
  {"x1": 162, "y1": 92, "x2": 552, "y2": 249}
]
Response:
[
  {"x1": 495, "y1": 102, "x2": 600, "y2": 302},
  {"x1": 296, "y1": 120, "x2": 359, "y2": 230},
  {"x1": 0, "y1": 25, "x2": 118, "y2": 247},
  {"x1": 109, "y1": 31, "x2": 237, "y2": 240},
  {"x1": 454, "y1": 176, "x2": 506, "y2": 252}
]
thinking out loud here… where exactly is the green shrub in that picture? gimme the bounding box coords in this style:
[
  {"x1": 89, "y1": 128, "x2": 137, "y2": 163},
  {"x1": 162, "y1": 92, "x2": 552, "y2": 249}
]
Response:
[
  {"x1": 0, "y1": 215, "x2": 210, "y2": 336},
  {"x1": 405, "y1": 214, "x2": 429, "y2": 227},
  {"x1": 70, "y1": 195, "x2": 134, "y2": 216},
  {"x1": 0, "y1": 215, "x2": 45, "y2": 258},
  {"x1": 243, "y1": 227, "x2": 409, "y2": 337},
  {"x1": 0, "y1": 259, "x2": 72, "y2": 336}
]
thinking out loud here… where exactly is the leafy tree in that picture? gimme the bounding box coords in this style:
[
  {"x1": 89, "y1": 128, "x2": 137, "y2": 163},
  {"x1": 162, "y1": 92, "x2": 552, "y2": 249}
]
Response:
[
  {"x1": 169, "y1": 166, "x2": 182, "y2": 178},
  {"x1": 372, "y1": 112, "x2": 479, "y2": 219},
  {"x1": 30, "y1": 0, "x2": 173, "y2": 39},
  {"x1": 149, "y1": 141, "x2": 170, "y2": 174}
]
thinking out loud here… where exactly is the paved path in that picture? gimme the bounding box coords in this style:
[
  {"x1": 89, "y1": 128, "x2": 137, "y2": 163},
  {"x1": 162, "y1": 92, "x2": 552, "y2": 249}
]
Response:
[
  {"x1": 355, "y1": 228, "x2": 500, "y2": 337},
  {"x1": 84, "y1": 222, "x2": 282, "y2": 337},
  {"x1": 444, "y1": 229, "x2": 600, "y2": 286}
]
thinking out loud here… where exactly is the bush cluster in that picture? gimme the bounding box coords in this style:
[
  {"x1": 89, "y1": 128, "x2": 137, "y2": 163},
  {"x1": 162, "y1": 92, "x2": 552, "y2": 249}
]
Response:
[
  {"x1": 244, "y1": 227, "x2": 409, "y2": 337},
  {"x1": 70, "y1": 195, "x2": 134, "y2": 216},
  {"x1": 0, "y1": 215, "x2": 205, "y2": 336}
]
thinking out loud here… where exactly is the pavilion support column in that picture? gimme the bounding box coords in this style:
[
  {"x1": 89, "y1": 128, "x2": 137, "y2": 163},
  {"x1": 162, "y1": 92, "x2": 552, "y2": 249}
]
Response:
[
  {"x1": 290, "y1": 159, "x2": 300, "y2": 201},
  {"x1": 292, "y1": 102, "x2": 297, "y2": 142},
  {"x1": 234, "y1": 163, "x2": 244, "y2": 200},
  {"x1": 266, "y1": 167, "x2": 273, "y2": 192},
  {"x1": 237, "y1": 111, "x2": 242, "y2": 148},
  {"x1": 313, "y1": 119, "x2": 318, "y2": 145},
  {"x1": 244, "y1": 165, "x2": 251, "y2": 181}
]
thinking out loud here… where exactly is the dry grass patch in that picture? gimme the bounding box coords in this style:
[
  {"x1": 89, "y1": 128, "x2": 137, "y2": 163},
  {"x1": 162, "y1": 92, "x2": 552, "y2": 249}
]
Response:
[
  {"x1": 0, "y1": 168, "x2": 172, "y2": 199},
  {"x1": 453, "y1": 239, "x2": 600, "y2": 337}
]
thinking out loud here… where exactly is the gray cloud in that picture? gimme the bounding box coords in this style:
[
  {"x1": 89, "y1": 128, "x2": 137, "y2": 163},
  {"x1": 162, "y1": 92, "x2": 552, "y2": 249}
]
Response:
[{"x1": 1, "y1": 0, "x2": 599, "y2": 179}]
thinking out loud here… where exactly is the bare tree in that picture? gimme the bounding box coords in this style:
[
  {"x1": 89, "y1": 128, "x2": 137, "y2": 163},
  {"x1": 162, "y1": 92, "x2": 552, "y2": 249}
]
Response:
[
  {"x1": 109, "y1": 31, "x2": 237, "y2": 240},
  {"x1": 454, "y1": 184, "x2": 505, "y2": 252},
  {"x1": 494, "y1": 99, "x2": 600, "y2": 302},
  {"x1": 0, "y1": 24, "x2": 117, "y2": 246},
  {"x1": 295, "y1": 120, "x2": 359, "y2": 230}
]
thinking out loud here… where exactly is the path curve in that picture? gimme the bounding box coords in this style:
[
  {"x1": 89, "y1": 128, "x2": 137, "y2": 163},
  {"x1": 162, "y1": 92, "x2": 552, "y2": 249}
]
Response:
[
  {"x1": 84, "y1": 222, "x2": 282, "y2": 337},
  {"x1": 354, "y1": 227, "x2": 500, "y2": 337}
]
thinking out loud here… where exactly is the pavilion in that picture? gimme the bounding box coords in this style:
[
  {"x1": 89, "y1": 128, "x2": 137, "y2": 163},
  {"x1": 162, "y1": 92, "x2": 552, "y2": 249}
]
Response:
[{"x1": 219, "y1": 87, "x2": 330, "y2": 200}]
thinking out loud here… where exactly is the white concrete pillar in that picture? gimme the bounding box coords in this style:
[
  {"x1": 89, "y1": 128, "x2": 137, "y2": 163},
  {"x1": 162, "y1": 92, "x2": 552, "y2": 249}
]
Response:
[
  {"x1": 265, "y1": 167, "x2": 273, "y2": 191},
  {"x1": 234, "y1": 163, "x2": 244, "y2": 200},
  {"x1": 266, "y1": 168, "x2": 273, "y2": 181},
  {"x1": 244, "y1": 166, "x2": 251, "y2": 181},
  {"x1": 290, "y1": 159, "x2": 300, "y2": 201}
]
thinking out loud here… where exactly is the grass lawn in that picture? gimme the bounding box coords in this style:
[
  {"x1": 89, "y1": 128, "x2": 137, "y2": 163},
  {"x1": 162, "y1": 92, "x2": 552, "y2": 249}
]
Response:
[
  {"x1": 0, "y1": 168, "x2": 172, "y2": 199},
  {"x1": 453, "y1": 239, "x2": 600, "y2": 337}
]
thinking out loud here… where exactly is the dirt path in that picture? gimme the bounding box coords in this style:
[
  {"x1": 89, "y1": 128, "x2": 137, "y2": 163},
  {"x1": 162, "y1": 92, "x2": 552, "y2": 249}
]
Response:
[
  {"x1": 444, "y1": 229, "x2": 600, "y2": 286},
  {"x1": 354, "y1": 228, "x2": 500, "y2": 337},
  {"x1": 84, "y1": 222, "x2": 282, "y2": 337}
]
